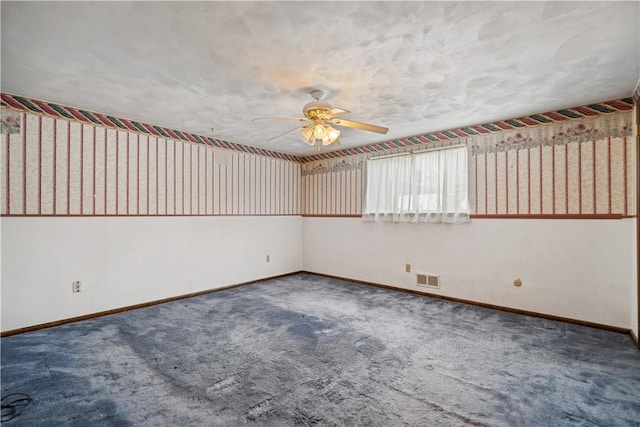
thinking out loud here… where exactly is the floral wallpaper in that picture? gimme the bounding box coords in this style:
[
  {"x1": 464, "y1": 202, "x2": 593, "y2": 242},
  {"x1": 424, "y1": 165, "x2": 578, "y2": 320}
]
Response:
[
  {"x1": 1, "y1": 108, "x2": 21, "y2": 134},
  {"x1": 302, "y1": 110, "x2": 635, "y2": 217}
]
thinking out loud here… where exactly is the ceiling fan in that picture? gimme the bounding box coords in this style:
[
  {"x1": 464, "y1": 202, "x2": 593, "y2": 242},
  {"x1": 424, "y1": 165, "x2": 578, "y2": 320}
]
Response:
[{"x1": 253, "y1": 90, "x2": 388, "y2": 152}]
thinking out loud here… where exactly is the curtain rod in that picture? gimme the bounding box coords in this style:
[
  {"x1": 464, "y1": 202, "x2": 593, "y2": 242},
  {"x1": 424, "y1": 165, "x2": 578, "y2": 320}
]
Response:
[{"x1": 368, "y1": 143, "x2": 466, "y2": 160}]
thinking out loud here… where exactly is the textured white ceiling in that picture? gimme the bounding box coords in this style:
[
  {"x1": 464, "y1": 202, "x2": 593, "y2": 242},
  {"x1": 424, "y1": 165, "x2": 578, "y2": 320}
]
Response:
[{"x1": 1, "y1": 1, "x2": 638, "y2": 156}]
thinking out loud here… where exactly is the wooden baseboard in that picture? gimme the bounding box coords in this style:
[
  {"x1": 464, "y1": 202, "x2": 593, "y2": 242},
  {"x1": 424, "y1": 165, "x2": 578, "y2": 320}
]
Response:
[
  {"x1": 632, "y1": 330, "x2": 640, "y2": 349},
  {"x1": 303, "y1": 271, "x2": 631, "y2": 335},
  {"x1": 1, "y1": 271, "x2": 302, "y2": 337}
]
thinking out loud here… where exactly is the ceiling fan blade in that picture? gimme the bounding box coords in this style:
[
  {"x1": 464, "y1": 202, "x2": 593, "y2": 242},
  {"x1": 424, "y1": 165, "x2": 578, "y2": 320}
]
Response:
[
  {"x1": 266, "y1": 125, "x2": 304, "y2": 143},
  {"x1": 325, "y1": 108, "x2": 351, "y2": 117},
  {"x1": 252, "y1": 117, "x2": 309, "y2": 122},
  {"x1": 328, "y1": 118, "x2": 388, "y2": 134}
]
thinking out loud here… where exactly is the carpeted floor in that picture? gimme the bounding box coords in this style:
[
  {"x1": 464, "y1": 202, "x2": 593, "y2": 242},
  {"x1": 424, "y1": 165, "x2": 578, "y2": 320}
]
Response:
[{"x1": 1, "y1": 273, "x2": 639, "y2": 426}]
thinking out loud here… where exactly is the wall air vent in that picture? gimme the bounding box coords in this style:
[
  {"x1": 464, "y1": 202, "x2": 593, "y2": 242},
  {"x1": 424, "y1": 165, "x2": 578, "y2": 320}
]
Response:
[{"x1": 417, "y1": 273, "x2": 440, "y2": 289}]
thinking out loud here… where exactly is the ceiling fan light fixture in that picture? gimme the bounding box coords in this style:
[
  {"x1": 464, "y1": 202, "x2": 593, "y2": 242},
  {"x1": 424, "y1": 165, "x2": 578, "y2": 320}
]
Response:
[
  {"x1": 321, "y1": 127, "x2": 340, "y2": 145},
  {"x1": 313, "y1": 123, "x2": 327, "y2": 139},
  {"x1": 299, "y1": 126, "x2": 314, "y2": 144},
  {"x1": 327, "y1": 126, "x2": 340, "y2": 141}
]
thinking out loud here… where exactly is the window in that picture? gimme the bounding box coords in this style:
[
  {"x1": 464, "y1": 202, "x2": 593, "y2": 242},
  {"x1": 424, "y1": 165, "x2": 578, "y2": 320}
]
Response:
[{"x1": 363, "y1": 146, "x2": 469, "y2": 223}]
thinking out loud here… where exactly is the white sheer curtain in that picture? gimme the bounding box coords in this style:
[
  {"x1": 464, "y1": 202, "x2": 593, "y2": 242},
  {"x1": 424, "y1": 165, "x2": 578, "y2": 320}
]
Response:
[{"x1": 363, "y1": 146, "x2": 470, "y2": 223}]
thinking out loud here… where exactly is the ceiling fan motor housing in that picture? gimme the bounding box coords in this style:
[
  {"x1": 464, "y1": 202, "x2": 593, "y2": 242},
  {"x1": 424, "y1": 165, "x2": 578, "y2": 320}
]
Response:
[{"x1": 303, "y1": 101, "x2": 333, "y2": 119}]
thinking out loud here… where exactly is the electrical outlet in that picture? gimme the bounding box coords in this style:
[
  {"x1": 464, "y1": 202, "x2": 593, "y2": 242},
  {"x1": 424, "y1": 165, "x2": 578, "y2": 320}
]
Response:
[
  {"x1": 405, "y1": 264, "x2": 411, "y2": 273},
  {"x1": 72, "y1": 281, "x2": 81, "y2": 293},
  {"x1": 266, "y1": 255, "x2": 270, "y2": 262}
]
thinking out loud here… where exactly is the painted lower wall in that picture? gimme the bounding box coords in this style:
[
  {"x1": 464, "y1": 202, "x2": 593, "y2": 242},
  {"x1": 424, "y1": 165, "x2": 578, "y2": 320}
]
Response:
[
  {"x1": 1, "y1": 215, "x2": 303, "y2": 332},
  {"x1": 303, "y1": 217, "x2": 635, "y2": 329}
]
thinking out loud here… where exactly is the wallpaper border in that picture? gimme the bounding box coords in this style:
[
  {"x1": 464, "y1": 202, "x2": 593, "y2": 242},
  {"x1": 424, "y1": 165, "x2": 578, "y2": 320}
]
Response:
[
  {"x1": 302, "y1": 98, "x2": 634, "y2": 162},
  {"x1": 0, "y1": 92, "x2": 303, "y2": 163},
  {"x1": 1, "y1": 92, "x2": 634, "y2": 164}
]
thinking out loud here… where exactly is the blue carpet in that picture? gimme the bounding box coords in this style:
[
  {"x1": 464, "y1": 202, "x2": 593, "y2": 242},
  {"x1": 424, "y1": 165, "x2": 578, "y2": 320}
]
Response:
[{"x1": 1, "y1": 273, "x2": 639, "y2": 426}]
